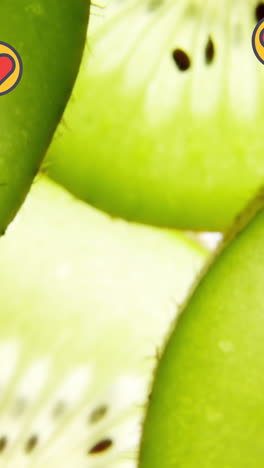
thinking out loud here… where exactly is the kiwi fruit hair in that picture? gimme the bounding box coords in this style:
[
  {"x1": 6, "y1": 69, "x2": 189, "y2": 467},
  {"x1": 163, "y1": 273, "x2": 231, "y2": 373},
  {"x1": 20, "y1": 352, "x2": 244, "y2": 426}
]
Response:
[
  {"x1": 45, "y1": 0, "x2": 264, "y2": 232},
  {"x1": 0, "y1": 175, "x2": 206, "y2": 466}
]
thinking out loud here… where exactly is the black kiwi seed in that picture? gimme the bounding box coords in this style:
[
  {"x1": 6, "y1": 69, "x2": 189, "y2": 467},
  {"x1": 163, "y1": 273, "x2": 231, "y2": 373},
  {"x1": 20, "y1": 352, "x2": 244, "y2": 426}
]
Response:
[
  {"x1": 89, "y1": 438, "x2": 113, "y2": 455},
  {"x1": 0, "y1": 436, "x2": 7, "y2": 453},
  {"x1": 205, "y1": 36, "x2": 215, "y2": 64},
  {"x1": 172, "y1": 48, "x2": 191, "y2": 71},
  {"x1": 89, "y1": 404, "x2": 108, "y2": 424},
  {"x1": 255, "y1": 2, "x2": 264, "y2": 21},
  {"x1": 25, "y1": 434, "x2": 38, "y2": 453}
]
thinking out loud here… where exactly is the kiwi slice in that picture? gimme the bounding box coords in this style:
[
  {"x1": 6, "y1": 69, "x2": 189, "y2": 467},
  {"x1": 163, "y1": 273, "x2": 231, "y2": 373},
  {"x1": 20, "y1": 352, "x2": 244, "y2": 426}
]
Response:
[
  {"x1": 0, "y1": 176, "x2": 206, "y2": 465},
  {"x1": 45, "y1": 0, "x2": 264, "y2": 232},
  {"x1": 139, "y1": 193, "x2": 264, "y2": 467}
]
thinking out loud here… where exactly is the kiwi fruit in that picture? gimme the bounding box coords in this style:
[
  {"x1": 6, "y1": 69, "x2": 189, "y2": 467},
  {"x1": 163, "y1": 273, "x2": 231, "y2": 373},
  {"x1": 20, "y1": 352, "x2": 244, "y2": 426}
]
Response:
[
  {"x1": 0, "y1": 175, "x2": 206, "y2": 465},
  {"x1": 45, "y1": 0, "x2": 264, "y2": 232},
  {"x1": 139, "y1": 192, "x2": 264, "y2": 467},
  {"x1": 0, "y1": 0, "x2": 90, "y2": 234}
]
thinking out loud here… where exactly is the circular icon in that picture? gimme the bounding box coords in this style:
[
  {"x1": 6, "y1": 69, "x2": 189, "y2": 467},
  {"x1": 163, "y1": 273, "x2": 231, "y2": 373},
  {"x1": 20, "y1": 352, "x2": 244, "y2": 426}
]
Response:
[
  {"x1": 252, "y1": 18, "x2": 264, "y2": 65},
  {"x1": 0, "y1": 42, "x2": 22, "y2": 96}
]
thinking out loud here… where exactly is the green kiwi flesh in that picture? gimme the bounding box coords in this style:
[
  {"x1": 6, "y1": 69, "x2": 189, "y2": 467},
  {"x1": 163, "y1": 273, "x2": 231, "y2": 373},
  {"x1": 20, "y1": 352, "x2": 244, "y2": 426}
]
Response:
[
  {"x1": 139, "y1": 192, "x2": 264, "y2": 467},
  {"x1": 0, "y1": 176, "x2": 206, "y2": 466},
  {"x1": 46, "y1": 0, "x2": 264, "y2": 232}
]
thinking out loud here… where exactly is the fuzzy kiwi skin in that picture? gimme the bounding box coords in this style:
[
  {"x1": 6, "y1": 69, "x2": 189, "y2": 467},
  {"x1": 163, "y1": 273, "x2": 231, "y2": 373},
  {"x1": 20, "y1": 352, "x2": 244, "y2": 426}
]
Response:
[
  {"x1": 0, "y1": 0, "x2": 90, "y2": 234},
  {"x1": 45, "y1": 0, "x2": 264, "y2": 232},
  {"x1": 139, "y1": 196, "x2": 264, "y2": 467}
]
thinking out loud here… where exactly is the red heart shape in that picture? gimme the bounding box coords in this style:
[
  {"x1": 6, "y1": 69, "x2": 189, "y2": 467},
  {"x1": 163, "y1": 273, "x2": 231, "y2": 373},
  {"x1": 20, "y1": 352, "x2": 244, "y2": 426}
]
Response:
[
  {"x1": 261, "y1": 31, "x2": 264, "y2": 46},
  {"x1": 0, "y1": 54, "x2": 15, "y2": 86}
]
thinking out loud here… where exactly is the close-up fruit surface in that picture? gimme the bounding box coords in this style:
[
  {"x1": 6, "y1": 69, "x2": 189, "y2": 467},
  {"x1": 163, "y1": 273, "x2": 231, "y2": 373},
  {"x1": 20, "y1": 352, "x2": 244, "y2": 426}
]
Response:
[
  {"x1": 46, "y1": 0, "x2": 264, "y2": 231},
  {"x1": 139, "y1": 196, "x2": 264, "y2": 467},
  {"x1": 0, "y1": 0, "x2": 90, "y2": 233},
  {"x1": 0, "y1": 176, "x2": 206, "y2": 466},
  {"x1": 1, "y1": 0, "x2": 264, "y2": 465}
]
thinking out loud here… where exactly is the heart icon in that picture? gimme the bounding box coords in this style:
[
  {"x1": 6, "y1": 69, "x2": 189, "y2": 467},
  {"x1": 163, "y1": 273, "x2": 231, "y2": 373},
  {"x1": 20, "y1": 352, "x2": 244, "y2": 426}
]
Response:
[
  {"x1": 0, "y1": 54, "x2": 15, "y2": 86},
  {"x1": 261, "y1": 30, "x2": 264, "y2": 47}
]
